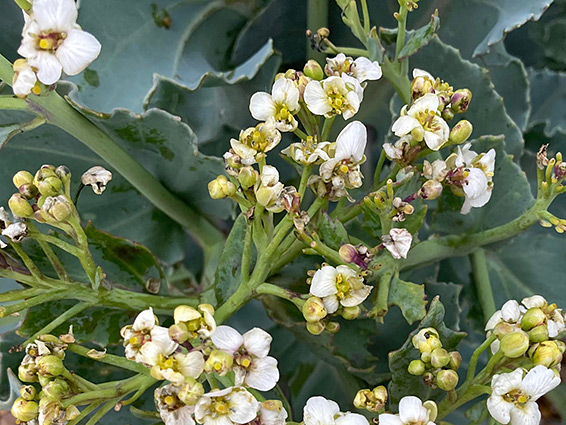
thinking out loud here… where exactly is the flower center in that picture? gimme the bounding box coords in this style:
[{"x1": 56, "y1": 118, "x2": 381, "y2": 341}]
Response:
[
  {"x1": 503, "y1": 389, "x2": 531, "y2": 406},
  {"x1": 336, "y1": 274, "x2": 351, "y2": 299},
  {"x1": 274, "y1": 104, "x2": 293, "y2": 124},
  {"x1": 327, "y1": 89, "x2": 348, "y2": 114},
  {"x1": 157, "y1": 354, "x2": 179, "y2": 370},
  {"x1": 415, "y1": 110, "x2": 441, "y2": 133},
  {"x1": 36, "y1": 32, "x2": 66, "y2": 52},
  {"x1": 210, "y1": 398, "x2": 231, "y2": 417}
]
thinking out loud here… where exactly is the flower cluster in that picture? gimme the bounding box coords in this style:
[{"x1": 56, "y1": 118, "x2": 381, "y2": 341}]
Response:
[{"x1": 13, "y1": 0, "x2": 101, "y2": 97}]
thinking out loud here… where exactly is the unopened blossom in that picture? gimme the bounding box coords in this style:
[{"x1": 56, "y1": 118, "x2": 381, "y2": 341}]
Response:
[
  {"x1": 521, "y1": 295, "x2": 565, "y2": 337},
  {"x1": 378, "y1": 396, "x2": 437, "y2": 425},
  {"x1": 250, "y1": 78, "x2": 300, "y2": 131},
  {"x1": 259, "y1": 400, "x2": 288, "y2": 425},
  {"x1": 254, "y1": 166, "x2": 285, "y2": 213},
  {"x1": 145, "y1": 347, "x2": 205, "y2": 385},
  {"x1": 304, "y1": 75, "x2": 363, "y2": 119},
  {"x1": 325, "y1": 53, "x2": 382, "y2": 83},
  {"x1": 230, "y1": 120, "x2": 282, "y2": 165},
  {"x1": 391, "y1": 93, "x2": 449, "y2": 151},
  {"x1": 18, "y1": 0, "x2": 102, "y2": 85},
  {"x1": 310, "y1": 265, "x2": 372, "y2": 314},
  {"x1": 383, "y1": 135, "x2": 412, "y2": 162},
  {"x1": 411, "y1": 69, "x2": 453, "y2": 104},
  {"x1": 155, "y1": 384, "x2": 196, "y2": 425},
  {"x1": 2, "y1": 222, "x2": 28, "y2": 242},
  {"x1": 485, "y1": 300, "x2": 523, "y2": 353},
  {"x1": 121, "y1": 308, "x2": 177, "y2": 363},
  {"x1": 81, "y1": 166, "x2": 112, "y2": 195},
  {"x1": 281, "y1": 137, "x2": 332, "y2": 165},
  {"x1": 303, "y1": 396, "x2": 368, "y2": 425},
  {"x1": 487, "y1": 366, "x2": 561, "y2": 425},
  {"x1": 423, "y1": 159, "x2": 448, "y2": 182},
  {"x1": 382, "y1": 228, "x2": 412, "y2": 259},
  {"x1": 12, "y1": 59, "x2": 39, "y2": 97},
  {"x1": 211, "y1": 326, "x2": 279, "y2": 391},
  {"x1": 195, "y1": 386, "x2": 259, "y2": 425},
  {"x1": 171, "y1": 304, "x2": 216, "y2": 342}
]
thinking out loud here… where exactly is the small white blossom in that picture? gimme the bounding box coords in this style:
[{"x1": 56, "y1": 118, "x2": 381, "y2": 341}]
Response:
[
  {"x1": 259, "y1": 400, "x2": 288, "y2": 425},
  {"x1": 281, "y1": 140, "x2": 332, "y2": 165},
  {"x1": 195, "y1": 386, "x2": 259, "y2": 425},
  {"x1": 211, "y1": 326, "x2": 279, "y2": 391},
  {"x1": 310, "y1": 265, "x2": 372, "y2": 314},
  {"x1": 303, "y1": 396, "x2": 368, "y2": 425},
  {"x1": 81, "y1": 166, "x2": 113, "y2": 195},
  {"x1": 18, "y1": 0, "x2": 102, "y2": 85},
  {"x1": 230, "y1": 120, "x2": 281, "y2": 166},
  {"x1": 174, "y1": 304, "x2": 216, "y2": 340},
  {"x1": 484, "y1": 300, "x2": 524, "y2": 354},
  {"x1": 382, "y1": 228, "x2": 412, "y2": 259},
  {"x1": 391, "y1": 94, "x2": 449, "y2": 151},
  {"x1": 12, "y1": 59, "x2": 38, "y2": 97},
  {"x1": 2, "y1": 222, "x2": 28, "y2": 242},
  {"x1": 145, "y1": 348, "x2": 205, "y2": 385},
  {"x1": 254, "y1": 166, "x2": 285, "y2": 213},
  {"x1": 325, "y1": 53, "x2": 382, "y2": 83},
  {"x1": 379, "y1": 396, "x2": 437, "y2": 425},
  {"x1": 250, "y1": 78, "x2": 300, "y2": 132},
  {"x1": 155, "y1": 384, "x2": 196, "y2": 425},
  {"x1": 304, "y1": 75, "x2": 363, "y2": 119},
  {"x1": 487, "y1": 366, "x2": 561, "y2": 425}
]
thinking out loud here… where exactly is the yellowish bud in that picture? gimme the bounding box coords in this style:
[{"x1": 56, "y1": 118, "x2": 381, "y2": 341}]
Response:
[
  {"x1": 208, "y1": 175, "x2": 236, "y2": 199},
  {"x1": 303, "y1": 60, "x2": 324, "y2": 80},
  {"x1": 36, "y1": 355, "x2": 64, "y2": 377},
  {"x1": 8, "y1": 193, "x2": 33, "y2": 217},
  {"x1": 448, "y1": 120, "x2": 473, "y2": 145},
  {"x1": 13, "y1": 171, "x2": 34, "y2": 189},
  {"x1": 306, "y1": 321, "x2": 325, "y2": 335},
  {"x1": 178, "y1": 377, "x2": 205, "y2": 405},
  {"x1": 204, "y1": 350, "x2": 233, "y2": 376},
  {"x1": 302, "y1": 297, "x2": 328, "y2": 323},
  {"x1": 500, "y1": 332, "x2": 530, "y2": 358},
  {"x1": 11, "y1": 397, "x2": 39, "y2": 422},
  {"x1": 436, "y1": 369, "x2": 459, "y2": 391},
  {"x1": 408, "y1": 359, "x2": 426, "y2": 376}
]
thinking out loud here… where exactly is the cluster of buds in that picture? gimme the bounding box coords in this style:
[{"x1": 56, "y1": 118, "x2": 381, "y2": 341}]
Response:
[
  {"x1": 485, "y1": 296, "x2": 566, "y2": 369},
  {"x1": 339, "y1": 243, "x2": 374, "y2": 270},
  {"x1": 365, "y1": 179, "x2": 416, "y2": 224},
  {"x1": 353, "y1": 386, "x2": 388, "y2": 413},
  {"x1": 408, "y1": 328, "x2": 461, "y2": 391}
]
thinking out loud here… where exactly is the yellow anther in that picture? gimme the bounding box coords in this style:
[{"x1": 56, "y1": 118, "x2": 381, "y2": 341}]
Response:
[
  {"x1": 253, "y1": 130, "x2": 262, "y2": 141},
  {"x1": 164, "y1": 395, "x2": 176, "y2": 406},
  {"x1": 214, "y1": 362, "x2": 222, "y2": 371},
  {"x1": 129, "y1": 336, "x2": 141, "y2": 345},
  {"x1": 241, "y1": 358, "x2": 251, "y2": 368},
  {"x1": 38, "y1": 38, "x2": 54, "y2": 50},
  {"x1": 31, "y1": 84, "x2": 41, "y2": 95},
  {"x1": 214, "y1": 402, "x2": 229, "y2": 414},
  {"x1": 518, "y1": 395, "x2": 528, "y2": 404},
  {"x1": 339, "y1": 164, "x2": 349, "y2": 174}
]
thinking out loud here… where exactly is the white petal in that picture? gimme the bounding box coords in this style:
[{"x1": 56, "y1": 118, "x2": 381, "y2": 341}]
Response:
[
  {"x1": 211, "y1": 326, "x2": 243, "y2": 354},
  {"x1": 303, "y1": 397, "x2": 340, "y2": 425},
  {"x1": 139, "y1": 341, "x2": 163, "y2": 366},
  {"x1": 343, "y1": 91, "x2": 361, "y2": 119},
  {"x1": 391, "y1": 116, "x2": 421, "y2": 137},
  {"x1": 310, "y1": 266, "x2": 338, "y2": 297},
  {"x1": 204, "y1": 416, "x2": 234, "y2": 425},
  {"x1": 463, "y1": 168, "x2": 488, "y2": 200},
  {"x1": 304, "y1": 81, "x2": 332, "y2": 116},
  {"x1": 501, "y1": 300, "x2": 521, "y2": 323},
  {"x1": 260, "y1": 165, "x2": 280, "y2": 186},
  {"x1": 335, "y1": 121, "x2": 367, "y2": 162},
  {"x1": 228, "y1": 388, "x2": 260, "y2": 424},
  {"x1": 250, "y1": 92, "x2": 276, "y2": 121},
  {"x1": 13, "y1": 67, "x2": 37, "y2": 97},
  {"x1": 413, "y1": 69, "x2": 434, "y2": 80},
  {"x1": 509, "y1": 403, "x2": 541, "y2": 425},
  {"x1": 340, "y1": 284, "x2": 372, "y2": 307},
  {"x1": 33, "y1": 0, "x2": 77, "y2": 31},
  {"x1": 177, "y1": 351, "x2": 205, "y2": 379},
  {"x1": 485, "y1": 310, "x2": 503, "y2": 331},
  {"x1": 56, "y1": 29, "x2": 101, "y2": 75},
  {"x1": 133, "y1": 308, "x2": 156, "y2": 331},
  {"x1": 398, "y1": 396, "x2": 429, "y2": 424},
  {"x1": 245, "y1": 356, "x2": 279, "y2": 391},
  {"x1": 423, "y1": 130, "x2": 445, "y2": 151},
  {"x1": 335, "y1": 413, "x2": 369, "y2": 425},
  {"x1": 230, "y1": 139, "x2": 257, "y2": 161},
  {"x1": 272, "y1": 78, "x2": 299, "y2": 111},
  {"x1": 29, "y1": 51, "x2": 62, "y2": 85},
  {"x1": 377, "y1": 414, "x2": 403, "y2": 425},
  {"x1": 150, "y1": 326, "x2": 178, "y2": 355},
  {"x1": 322, "y1": 295, "x2": 340, "y2": 314},
  {"x1": 520, "y1": 365, "x2": 561, "y2": 401},
  {"x1": 242, "y1": 328, "x2": 272, "y2": 358},
  {"x1": 352, "y1": 57, "x2": 382, "y2": 82},
  {"x1": 409, "y1": 93, "x2": 439, "y2": 115},
  {"x1": 491, "y1": 369, "x2": 525, "y2": 396},
  {"x1": 521, "y1": 295, "x2": 546, "y2": 309},
  {"x1": 487, "y1": 394, "x2": 512, "y2": 424}
]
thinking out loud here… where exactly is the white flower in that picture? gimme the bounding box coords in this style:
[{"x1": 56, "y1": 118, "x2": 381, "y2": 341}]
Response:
[
  {"x1": 254, "y1": 166, "x2": 285, "y2": 213},
  {"x1": 259, "y1": 400, "x2": 288, "y2": 425},
  {"x1": 12, "y1": 59, "x2": 38, "y2": 97},
  {"x1": 230, "y1": 120, "x2": 282, "y2": 166},
  {"x1": 422, "y1": 159, "x2": 448, "y2": 181},
  {"x1": 382, "y1": 228, "x2": 412, "y2": 259},
  {"x1": 487, "y1": 366, "x2": 561, "y2": 425},
  {"x1": 303, "y1": 396, "x2": 368, "y2": 425},
  {"x1": 281, "y1": 140, "x2": 332, "y2": 165},
  {"x1": 379, "y1": 396, "x2": 437, "y2": 425},
  {"x1": 2, "y1": 222, "x2": 28, "y2": 242},
  {"x1": 18, "y1": 0, "x2": 101, "y2": 85},
  {"x1": 174, "y1": 304, "x2": 216, "y2": 340},
  {"x1": 310, "y1": 265, "x2": 372, "y2": 314},
  {"x1": 304, "y1": 75, "x2": 363, "y2": 119},
  {"x1": 484, "y1": 300, "x2": 524, "y2": 354},
  {"x1": 250, "y1": 78, "x2": 300, "y2": 131},
  {"x1": 195, "y1": 386, "x2": 259, "y2": 425},
  {"x1": 383, "y1": 135, "x2": 412, "y2": 161},
  {"x1": 325, "y1": 53, "x2": 382, "y2": 83},
  {"x1": 391, "y1": 93, "x2": 449, "y2": 151},
  {"x1": 146, "y1": 349, "x2": 205, "y2": 385},
  {"x1": 81, "y1": 166, "x2": 112, "y2": 195},
  {"x1": 211, "y1": 326, "x2": 279, "y2": 391},
  {"x1": 155, "y1": 384, "x2": 196, "y2": 425}
]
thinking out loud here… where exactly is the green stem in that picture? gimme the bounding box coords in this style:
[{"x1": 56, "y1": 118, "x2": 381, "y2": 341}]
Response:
[
  {"x1": 256, "y1": 283, "x2": 307, "y2": 309},
  {"x1": 12, "y1": 0, "x2": 31, "y2": 11},
  {"x1": 307, "y1": 0, "x2": 329, "y2": 63},
  {"x1": 61, "y1": 368, "x2": 96, "y2": 393},
  {"x1": 369, "y1": 271, "x2": 393, "y2": 319},
  {"x1": 470, "y1": 249, "x2": 496, "y2": 323},
  {"x1": 31, "y1": 232, "x2": 82, "y2": 257},
  {"x1": 299, "y1": 165, "x2": 313, "y2": 201},
  {"x1": 9, "y1": 241, "x2": 44, "y2": 284},
  {"x1": 297, "y1": 233, "x2": 345, "y2": 266},
  {"x1": 381, "y1": 59, "x2": 411, "y2": 105},
  {"x1": 320, "y1": 116, "x2": 335, "y2": 141},
  {"x1": 67, "y1": 344, "x2": 150, "y2": 374},
  {"x1": 0, "y1": 290, "x2": 65, "y2": 317},
  {"x1": 395, "y1": 5, "x2": 408, "y2": 60},
  {"x1": 67, "y1": 401, "x2": 103, "y2": 425},
  {"x1": 241, "y1": 221, "x2": 253, "y2": 284},
  {"x1": 373, "y1": 149, "x2": 387, "y2": 190},
  {"x1": 293, "y1": 128, "x2": 309, "y2": 140},
  {"x1": 85, "y1": 400, "x2": 118, "y2": 425},
  {"x1": 360, "y1": 0, "x2": 370, "y2": 32},
  {"x1": 67, "y1": 216, "x2": 99, "y2": 286},
  {"x1": 0, "y1": 287, "x2": 42, "y2": 302},
  {"x1": 36, "y1": 239, "x2": 69, "y2": 280},
  {"x1": 465, "y1": 334, "x2": 497, "y2": 385}
]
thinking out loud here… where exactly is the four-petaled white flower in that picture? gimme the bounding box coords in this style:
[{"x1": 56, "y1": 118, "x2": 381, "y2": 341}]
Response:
[
  {"x1": 281, "y1": 140, "x2": 332, "y2": 165},
  {"x1": 455, "y1": 143, "x2": 496, "y2": 215},
  {"x1": 310, "y1": 265, "x2": 372, "y2": 314},
  {"x1": 174, "y1": 304, "x2": 216, "y2": 340},
  {"x1": 391, "y1": 93, "x2": 449, "y2": 151},
  {"x1": 12, "y1": 59, "x2": 39, "y2": 97},
  {"x1": 155, "y1": 384, "x2": 196, "y2": 425},
  {"x1": 378, "y1": 396, "x2": 437, "y2": 425},
  {"x1": 230, "y1": 120, "x2": 282, "y2": 166},
  {"x1": 304, "y1": 75, "x2": 363, "y2": 119},
  {"x1": 211, "y1": 326, "x2": 279, "y2": 391},
  {"x1": 144, "y1": 347, "x2": 205, "y2": 385},
  {"x1": 325, "y1": 53, "x2": 382, "y2": 83},
  {"x1": 250, "y1": 78, "x2": 300, "y2": 132},
  {"x1": 488, "y1": 366, "x2": 561, "y2": 425},
  {"x1": 254, "y1": 165, "x2": 285, "y2": 212},
  {"x1": 121, "y1": 307, "x2": 178, "y2": 364},
  {"x1": 382, "y1": 228, "x2": 412, "y2": 259},
  {"x1": 195, "y1": 386, "x2": 259, "y2": 425},
  {"x1": 303, "y1": 396, "x2": 368, "y2": 425},
  {"x1": 18, "y1": 0, "x2": 101, "y2": 85}
]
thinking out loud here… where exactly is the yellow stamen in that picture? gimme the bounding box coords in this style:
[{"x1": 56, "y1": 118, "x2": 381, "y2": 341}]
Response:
[
  {"x1": 39, "y1": 38, "x2": 54, "y2": 50},
  {"x1": 241, "y1": 358, "x2": 251, "y2": 368},
  {"x1": 339, "y1": 164, "x2": 349, "y2": 174}
]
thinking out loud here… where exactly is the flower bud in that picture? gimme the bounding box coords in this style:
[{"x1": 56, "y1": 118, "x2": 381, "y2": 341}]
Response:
[
  {"x1": 436, "y1": 369, "x2": 459, "y2": 391},
  {"x1": 19, "y1": 183, "x2": 39, "y2": 200},
  {"x1": 411, "y1": 76, "x2": 434, "y2": 101},
  {"x1": 411, "y1": 126, "x2": 425, "y2": 142},
  {"x1": 39, "y1": 399, "x2": 63, "y2": 425},
  {"x1": 42, "y1": 378, "x2": 71, "y2": 400},
  {"x1": 42, "y1": 196, "x2": 73, "y2": 222},
  {"x1": 325, "y1": 322, "x2": 340, "y2": 333},
  {"x1": 412, "y1": 328, "x2": 442, "y2": 354},
  {"x1": 208, "y1": 175, "x2": 236, "y2": 199},
  {"x1": 302, "y1": 297, "x2": 327, "y2": 323},
  {"x1": 303, "y1": 60, "x2": 324, "y2": 80},
  {"x1": 448, "y1": 120, "x2": 473, "y2": 144},
  {"x1": 238, "y1": 166, "x2": 258, "y2": 189},
  {"x1": 419, "y1": 180, "x2": 443, "y2": 200},
  {"x1": 18, "y1": 364, "x2": 38, "y2": 383},
  {"x1": 20, "y1": 385, "x2": 37, "y2": 401},
  {"x1": 178, "y1": 377, "x2": 204, "y2": 405},
  {"x1": 13, "y1": 171, "x2": 34, "y2": 189},
  {"x1": 493, "y1": 321, "x2": 515, "y2": 339},
  {"x1": 306, "y1": 321, "x2": 325, "y2": 335},
  {"x1": 9, "y1": 193, "x2": 33, "y2": 217},
  {"x1": 353, "y1": 387, "x2": 387, "y2": 412},
  {"x1": 38, "y1": 375, "x2": 54, "y2": 387},
  {"x1": 11, "y1": 397, "x2": 39, "y2": 422},
  {"x1": 204, "y1": 350, "x2": 233, "y2": 376},
  {"x1": 441, "y1": 108, "x2": 454, "y2": 121},
  {"x1": 448, "y1": 351, "x2": 462, "y2": 370},
  {"x1": 421, "y1": 351, "x2": 431, "y2": 363},
  {"x1": 55, "y1": 166, "x2": 71, "y2": 184},
  {"x1": 65, "y1": 405, "x2": 80, "y2": 421},
  {"x1": 530, "y1": 341, "x2": 564, "y2": 368},
  {"x1": 168, "y1": 323, "x2": 190, "y2": 344},
  {"x1": 340, "y1": 305, "x2": 361, "y2": 320},
  {"x1": 521, "y1": 308, "x2": 547, "y2": 331},
  {"x1": 33, "y1": 166, "x2": 56, "y2": 185},
  {"x1": 36, "y1": 355, "x2": 64, "y2": 377},
  {"x1": 430, "y1": 348, "x2": 450, "y2": 368},
  {"x1": 528, "y1": 324, "x2": 549, "y2": 343},
  {"x1": 408, "y1": 359, "x2": 426, "y2": 376},
  {"x1": 500, "y1": 332, "x2": 529, "y2": 358},
  {"x1": 38, "y1": 176, "x2": 63, "y2": 197},
  {"x1": 450, "y1": 89, "x2": 472, "y2": 113}
]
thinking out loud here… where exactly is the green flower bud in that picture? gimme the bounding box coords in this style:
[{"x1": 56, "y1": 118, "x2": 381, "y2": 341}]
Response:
[
  {"x1": 528, "y1": 324, "x2": 549, "y2": 343},
  {"x1": 306, "y1": 321, "x2": 325, "y2": 335},
  {"x1": 521, "y1": 308, "x2": 547, "y2": 331},
  {"x1": 19, "y1": 183, "x2": 39, "y2": 200},
  {"x1": 450, "y1": 89, "x2": 472, "y2": 113},
  {"x1": 448, "y1": 120, "x2": 473, "y2": 144},
  {"x1": 441, "y1": 108, "x2": 455, "y2": 121},
  {"x1": 208, "y1": 175, "x2": 236, "y2": 199},
  {"x1": 9, "y1": 193, "x2": 34, "y2": 217},
  {"x1": 419, "y1": 180, "x2": 443, "y2": 200},
  {"x1": 168, "y1": 323, "x2": 190, "y2": 344},
  {"x1": 436, "y1": 369, "x2": 459, "y2": 391},
  {"x1": 55, "y1": 166, "x2": 71, "y2": 184},
  {"x1": 36, "y1": 355, "x2": 64, "y2": 377},
  {"x1": 325, "y1": 322, "x2": 340, "y2": 333},
  {"x1": 178, "y1": 377, "x2": 204, "y2": 405},
  {"x1": 500, "y1": 332, "x2": 529, "y2": 358},
  {"x1": 20, "y1": 385, "x2": 37, "y2": 401},
  {"x1": 411, "y1": 126, "x2": 425, "y2": 142},
  {"x1": 38, "y1": 176, "x2": 63, "y2": 197},
  {"x1": 204, "y1": 350, "x2": 233, "y2": 376},
  {"x1": 412, "y1": 328, "x2": 442, "y2": 354},
  {"x1": 11, "y1": 397, "x2": 39, "y2": 422},
  {"x1": 408, "y1": 359, "x2": 426, "y2": 376},
  {"x1": 38, "y1": 374, "x2": 54, "y2": 387},
  {"x1": 13, "y1": 171, "x2": 34, "y2": 189},
  {"x1": 65, "y1": 405, "x2": 80, "y2": 421},
  {"x1": 431, "y1": 348, "x2": 450, "y2": 369},
  {"x1": 42, "y1": 196, "x2": 73, "y2": 222},
  {"x1": 340, "y1": 305, "x2": 361, "y2": 320},
  {"x1": 39, "y1": 398, "x2": 63, "y2": 424},
  {"x1": 531, "y1": 341, "x2": 563, "y2": 368},
  {"x1": 493, "y1": 321, "x2": 515, "y2": 339},
  {"x1": 33, "y1": 166, "x2": 57, "y2": 186},
  {"x1": 18, "y1": 364, "x2": 38, "y2": 383},
  {"x1": 238, "y1": 166, "x2": 258, "y2": 189},
  {"x1": 421, "y1": 351, "x2": 431, "y2": 363},
  {"x1": 303, "y1": 60, "x2": 324, "y2": 80},
  {"x1": 449, "y1": 351, "x2": 462, "y2": 370},
  {"x1": 42, "y1": 378, "x2": 71, "y2": 400},
  {"x1": 302, "y1": 297, "x2": 328, "y2": 323}
]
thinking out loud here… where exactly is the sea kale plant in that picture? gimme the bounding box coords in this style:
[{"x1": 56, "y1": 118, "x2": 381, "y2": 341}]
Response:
[{"x1": 0, "y1": 0, "x2": 566, "y2": 424}]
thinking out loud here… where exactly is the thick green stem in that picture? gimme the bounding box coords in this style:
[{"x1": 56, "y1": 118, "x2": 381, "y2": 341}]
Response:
[
  {"x1": 241, "y1": 222, "x2": 253, "y2": 284},
  {"x1": 395, "y1": 5, "x2": 408, "y2": 60},
  {"x1": 465, "y1": 334, "x2": 496, "y2": 385},
  {"x1": 12, "y1": 0, "x2": 31, "y2": 11},
  {"x1": 0, "y1": 290, "x2": 65, "y2": 317},
  {"x1": 369, "y1": 271, "x2": 393, "y2": 319},
  {"x1": 67, "y1": 344, "x2": 149, "y2": 374},
  {"x1": 299, "y1": 165, "x2": 313, "y2": 201},
  {"x1": 66, "y1": 401, "x2": 103, "y2": 425},
  {"x1": 470, "y1": 249, "x2": 496, "y2": 323},
  {"x1": 0, "y1": 287, "x2": 42, "y2": 302},
  {"x1": 320, "y1": 116, "x2": 335, "y2": 141},
  {"x1": 372, "y1": 149, "x2": 387, "y2": 190},
  {"x1": 297, "y1": 232, "x2": 345, "y2": 266},
  {"x1": 307, "y1": 0, "x2": 328, "y2": 63},
  {"x1": 256, "y1": 283, "x2": 307, "y2": 309}
]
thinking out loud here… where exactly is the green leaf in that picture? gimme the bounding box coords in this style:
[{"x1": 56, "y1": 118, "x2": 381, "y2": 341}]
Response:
[
  {"x1": 528, "y1": 68, "x2": 566, "y2": 136},
  {"x1": 425, "y1": 281, "x2": 463, "y2": 330},
  {"x1": 0, "y1": 331, "x2": 23, "y2": 410},
  {"x1": 388, "y1": 296, "x2": 466, "y2": 405},
  {"x1": 388, "y1": 276, "x2": 427, "y2": 324},
  {"x1": 317, "y1": 212, "x2": 349, "y2": 251},
  {"x1": 398, "y1": 12, "x2": 440, "y2": 60}
]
